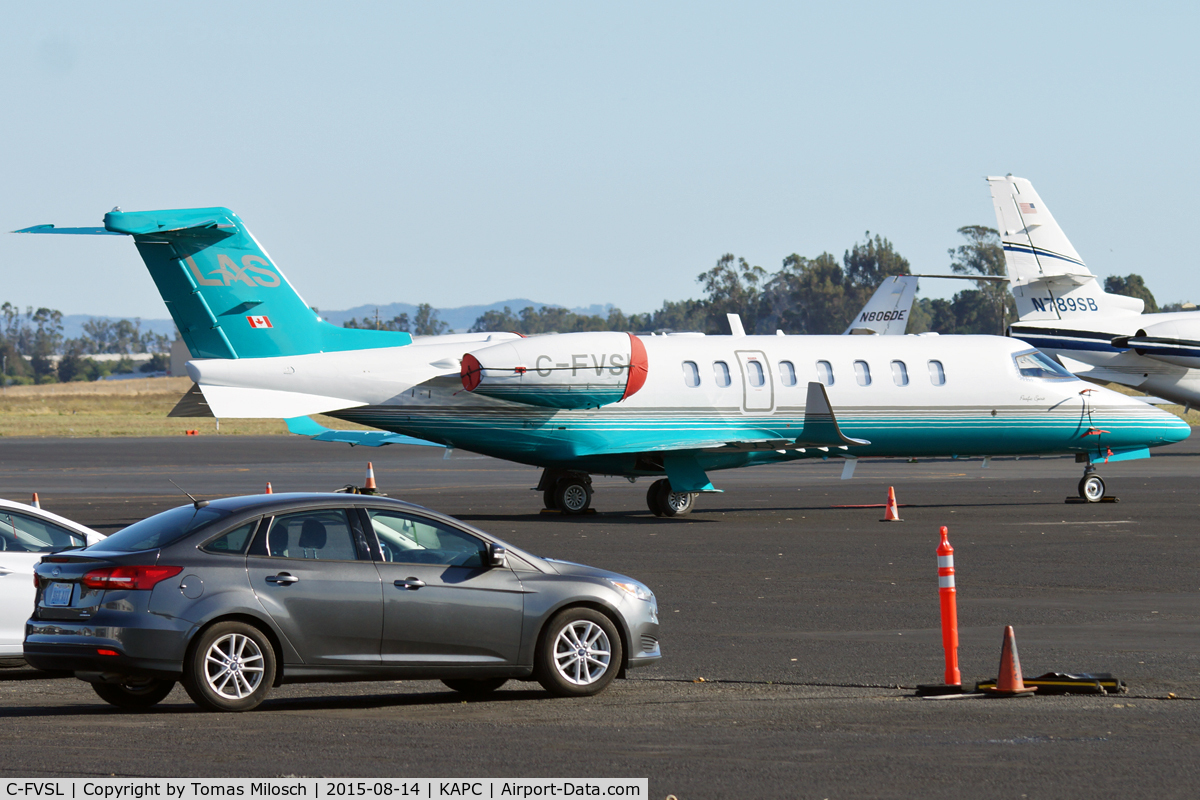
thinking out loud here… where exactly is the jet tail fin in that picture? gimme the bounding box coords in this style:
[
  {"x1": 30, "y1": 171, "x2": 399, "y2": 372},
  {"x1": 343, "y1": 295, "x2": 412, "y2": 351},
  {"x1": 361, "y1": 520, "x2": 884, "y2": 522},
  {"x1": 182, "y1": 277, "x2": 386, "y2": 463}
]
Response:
[
  {"x1": 18, "y1": 208, "x2": 416, "y2": 359},
  {"x1": 843, "y1": 275, "x2": 919, "y2": 335},
  {"x1": 986, "y1": 176, "x2": 1143, "y2": 321}
]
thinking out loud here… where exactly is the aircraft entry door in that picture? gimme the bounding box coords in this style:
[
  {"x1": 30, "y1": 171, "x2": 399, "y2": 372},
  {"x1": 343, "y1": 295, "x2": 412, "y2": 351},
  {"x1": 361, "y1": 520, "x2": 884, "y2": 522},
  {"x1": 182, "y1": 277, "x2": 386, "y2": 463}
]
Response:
[{"x1": 734, "y1": 350, "x2": 774, "y2": 413}]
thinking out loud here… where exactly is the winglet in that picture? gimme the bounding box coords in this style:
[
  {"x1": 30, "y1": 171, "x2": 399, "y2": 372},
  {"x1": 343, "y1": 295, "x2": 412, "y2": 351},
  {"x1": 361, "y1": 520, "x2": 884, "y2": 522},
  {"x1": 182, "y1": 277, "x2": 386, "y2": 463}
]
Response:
[{"x1": 797, "y1": 382, "x2": 870, "y2": 447}]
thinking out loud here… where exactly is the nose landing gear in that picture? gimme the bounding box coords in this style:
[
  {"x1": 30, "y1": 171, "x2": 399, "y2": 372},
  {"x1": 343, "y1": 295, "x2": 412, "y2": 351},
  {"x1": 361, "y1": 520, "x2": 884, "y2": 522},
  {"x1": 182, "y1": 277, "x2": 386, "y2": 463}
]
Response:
[{"x1": 1078, "y1": 471, "x2": 1106, "y2": 503}]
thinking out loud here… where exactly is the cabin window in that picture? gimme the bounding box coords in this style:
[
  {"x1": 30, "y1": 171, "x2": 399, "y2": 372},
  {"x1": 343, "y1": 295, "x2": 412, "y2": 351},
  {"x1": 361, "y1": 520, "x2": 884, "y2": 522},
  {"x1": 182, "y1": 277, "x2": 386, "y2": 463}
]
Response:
[
  {"x1": 854, "y1": 360, "x2": 871, "y2": 386},
  {"x1": 682, "y1": 361, "x2": 700, "y2": 387},
  {"x1": 747, "y1": 360, "x2": 765, "y2": 387},
  {"x1": 816, "y1": 360, "x2": 834, "y2": 386},
  {"x1": 890, "y1": 360, "x2": 908, "y2": 386},
  {"x1": 779, "y1": 360, "x2": 797, "y2": 387},
  {"x1": 928, "y1": 360, "x2": 946, "y2": 386},
  {"x1": 713, "y1": 361, "x2": 731, "y2": 387}
]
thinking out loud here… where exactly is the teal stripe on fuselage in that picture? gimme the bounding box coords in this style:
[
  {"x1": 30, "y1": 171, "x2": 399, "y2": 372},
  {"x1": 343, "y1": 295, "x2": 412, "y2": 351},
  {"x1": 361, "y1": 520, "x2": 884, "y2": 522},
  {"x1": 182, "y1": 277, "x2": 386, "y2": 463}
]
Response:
[{"x1": 326, "y1": 400, "x2": 1188, "y2": 476}]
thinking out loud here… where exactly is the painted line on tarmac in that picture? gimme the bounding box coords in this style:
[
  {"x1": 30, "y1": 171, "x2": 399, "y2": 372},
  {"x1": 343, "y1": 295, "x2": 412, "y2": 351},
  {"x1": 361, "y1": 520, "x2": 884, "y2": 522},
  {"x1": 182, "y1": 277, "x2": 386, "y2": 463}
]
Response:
[{"x1": 1007, "y1": 520, "x2": 1137, "y2": 525}]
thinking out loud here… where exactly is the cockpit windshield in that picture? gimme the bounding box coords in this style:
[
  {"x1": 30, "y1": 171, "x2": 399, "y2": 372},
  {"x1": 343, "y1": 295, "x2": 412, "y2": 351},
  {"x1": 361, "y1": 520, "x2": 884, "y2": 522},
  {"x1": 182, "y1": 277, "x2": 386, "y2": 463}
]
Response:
[{"x1": 1013, "y1": 350, "x2": 1076, "y2": 380}]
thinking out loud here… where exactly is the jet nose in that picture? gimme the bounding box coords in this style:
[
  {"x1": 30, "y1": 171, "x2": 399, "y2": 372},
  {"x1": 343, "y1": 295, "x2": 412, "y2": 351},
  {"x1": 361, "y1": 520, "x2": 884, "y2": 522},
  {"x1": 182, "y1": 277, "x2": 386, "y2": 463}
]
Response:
[{"x1": 1154, "y1": 409, "x2": 1193, "y2": 445}]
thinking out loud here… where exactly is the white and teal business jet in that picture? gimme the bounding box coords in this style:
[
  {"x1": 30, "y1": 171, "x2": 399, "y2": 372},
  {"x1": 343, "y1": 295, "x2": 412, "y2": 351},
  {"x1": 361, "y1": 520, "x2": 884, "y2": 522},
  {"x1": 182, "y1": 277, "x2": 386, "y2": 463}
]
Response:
[{"x1": 18, "y1": 208, "x2": 1190, "y2": 515}]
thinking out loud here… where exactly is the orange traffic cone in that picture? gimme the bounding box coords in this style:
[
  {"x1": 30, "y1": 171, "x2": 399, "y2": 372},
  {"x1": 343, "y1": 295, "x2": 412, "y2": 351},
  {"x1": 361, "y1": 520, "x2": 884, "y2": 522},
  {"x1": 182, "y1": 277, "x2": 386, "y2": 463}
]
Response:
[
  {"x1": 265, "y1": 482, "x2": 273, "y2": 494},
  {"x1": 880, "y1": 486, "x2": 903, "y2": 522},
  {"x1": 980, "y1": 626, "x2": 1037, "y2": 697},
  {"x1": 364, "y1": 462, "x2": 378, "y2": 494},
  {"x1": 30, "y1": 492, "x2": 40, "y2": 509}
]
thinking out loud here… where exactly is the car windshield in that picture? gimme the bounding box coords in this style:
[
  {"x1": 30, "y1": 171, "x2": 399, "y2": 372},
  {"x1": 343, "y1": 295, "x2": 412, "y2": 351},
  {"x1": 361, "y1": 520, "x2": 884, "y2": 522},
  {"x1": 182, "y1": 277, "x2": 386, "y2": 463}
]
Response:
[
  {"x1": 90, "y1": 505, "x2": 231, "y2": 552},
  {"x1": 1013, "y1": 350, "x2": 1075, "y2": 380}
]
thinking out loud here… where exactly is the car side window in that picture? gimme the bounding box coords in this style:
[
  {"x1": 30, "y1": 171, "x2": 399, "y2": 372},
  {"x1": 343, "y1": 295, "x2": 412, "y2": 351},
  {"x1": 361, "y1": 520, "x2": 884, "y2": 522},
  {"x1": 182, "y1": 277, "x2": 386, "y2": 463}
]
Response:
[
  {"x1": 266, "y1": 509, "x2": 360, "y2": 561},
  {"x1": 367, "y1": 510, "x2": 487, "y2": 568},
  {"x1": 0, "y1": 511, "x2": 86, "y2": 553},
  {"x1": 202, "y1": 521, "x2": 259, "y2": 555}
]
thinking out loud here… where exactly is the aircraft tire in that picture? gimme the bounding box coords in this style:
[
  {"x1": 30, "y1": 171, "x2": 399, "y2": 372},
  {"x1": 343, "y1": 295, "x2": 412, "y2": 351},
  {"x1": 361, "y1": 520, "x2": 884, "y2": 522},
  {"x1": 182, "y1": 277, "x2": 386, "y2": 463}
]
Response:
[
  {"x1": 1079, "y1": 474, "x2": 1105, "y2": 503},
  {"x1": 658, "y1": 483, "x2": 695, "y2": 517},
  {"x1": 647, "y1": 479, "x2": 669, "y2": 516},
  {"x1": 543, "y1": 487, "x2": 559, "y2": 510},
  {"x1": 555, "y1": 478, "x2": 593, "y2": 515}
]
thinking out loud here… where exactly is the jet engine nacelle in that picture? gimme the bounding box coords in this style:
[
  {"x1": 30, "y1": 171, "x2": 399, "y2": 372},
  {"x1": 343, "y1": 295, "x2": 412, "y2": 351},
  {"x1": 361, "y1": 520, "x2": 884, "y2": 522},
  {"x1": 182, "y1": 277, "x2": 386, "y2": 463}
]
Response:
[
  {"x1": 461, "y1": 332, "x2": 648, "y2": 409},
  {"x1": 1112, "y1": 319, "x2": 1200, "y2": 369}
]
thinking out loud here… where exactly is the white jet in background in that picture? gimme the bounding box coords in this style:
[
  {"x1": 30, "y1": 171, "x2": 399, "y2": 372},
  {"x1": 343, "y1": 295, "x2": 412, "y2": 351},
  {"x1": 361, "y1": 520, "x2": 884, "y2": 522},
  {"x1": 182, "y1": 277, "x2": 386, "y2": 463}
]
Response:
[{"x1": 989, "y1": 175, "x2": 1200, "y2": 408}]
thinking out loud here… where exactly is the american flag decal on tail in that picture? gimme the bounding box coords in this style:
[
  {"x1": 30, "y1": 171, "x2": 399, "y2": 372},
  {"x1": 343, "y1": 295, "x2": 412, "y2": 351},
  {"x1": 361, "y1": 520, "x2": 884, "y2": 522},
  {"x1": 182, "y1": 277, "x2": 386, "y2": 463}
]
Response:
[
  {"x1": 247, "y1": 315, "x2": 273, "y2": 329},
  {"x1": 1018, "y1": 202, "x2": 1037, "y2": 214}
]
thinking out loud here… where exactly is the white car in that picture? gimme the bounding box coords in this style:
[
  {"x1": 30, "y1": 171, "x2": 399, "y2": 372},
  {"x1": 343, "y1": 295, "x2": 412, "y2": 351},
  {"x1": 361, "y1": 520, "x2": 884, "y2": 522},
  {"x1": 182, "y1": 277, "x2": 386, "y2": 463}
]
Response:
[{"x1": 0, "y1": 498, "x2": 105, "y2": 663}]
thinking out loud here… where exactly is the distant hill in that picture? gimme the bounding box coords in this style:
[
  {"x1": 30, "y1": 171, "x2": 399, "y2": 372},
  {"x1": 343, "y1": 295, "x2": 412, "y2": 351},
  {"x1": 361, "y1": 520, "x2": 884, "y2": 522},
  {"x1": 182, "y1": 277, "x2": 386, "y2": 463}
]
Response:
[{"x1": 63, "y1": 300, "x2": 616, "y2": 339}]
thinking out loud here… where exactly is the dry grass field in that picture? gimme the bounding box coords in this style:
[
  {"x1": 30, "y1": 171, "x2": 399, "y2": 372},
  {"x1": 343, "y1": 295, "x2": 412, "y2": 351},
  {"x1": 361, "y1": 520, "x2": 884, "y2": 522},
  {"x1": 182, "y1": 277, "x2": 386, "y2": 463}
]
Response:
[
  {"x1": 0, "y1": 377, "x2": 370, "y2": 438},
  {"x1": 0, "y1": 375, "x2": 1194, "y2": 439}
]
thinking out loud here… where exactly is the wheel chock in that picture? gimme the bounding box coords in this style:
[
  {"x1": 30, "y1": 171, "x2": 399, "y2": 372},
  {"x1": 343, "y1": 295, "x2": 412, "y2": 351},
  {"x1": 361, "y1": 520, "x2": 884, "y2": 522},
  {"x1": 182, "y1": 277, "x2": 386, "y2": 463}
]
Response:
[
  {"x1": 539, "y1": 508, "x2": 598, "y2": 515},
  {"x1": 976, "y1": 672, "x2": 1125, "y2": 695},
  {"x1": 1064, "y1": 496, "x2": 1120, "y2": 504}
]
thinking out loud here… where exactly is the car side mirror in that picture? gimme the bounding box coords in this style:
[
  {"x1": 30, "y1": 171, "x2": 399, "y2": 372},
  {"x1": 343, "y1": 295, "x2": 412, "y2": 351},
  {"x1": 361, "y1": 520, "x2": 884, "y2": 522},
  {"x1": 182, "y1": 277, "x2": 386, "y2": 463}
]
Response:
[{"x1": 488, "y1": 543, "x2": 507, "y2": 568}]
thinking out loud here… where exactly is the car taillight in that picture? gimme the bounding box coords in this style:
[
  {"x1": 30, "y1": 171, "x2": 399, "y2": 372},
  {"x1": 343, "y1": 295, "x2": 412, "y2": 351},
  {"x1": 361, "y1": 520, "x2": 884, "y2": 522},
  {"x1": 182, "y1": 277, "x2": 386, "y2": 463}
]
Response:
[{"x1": 82, "y1": 566, "x2": 183, "y2": 590}]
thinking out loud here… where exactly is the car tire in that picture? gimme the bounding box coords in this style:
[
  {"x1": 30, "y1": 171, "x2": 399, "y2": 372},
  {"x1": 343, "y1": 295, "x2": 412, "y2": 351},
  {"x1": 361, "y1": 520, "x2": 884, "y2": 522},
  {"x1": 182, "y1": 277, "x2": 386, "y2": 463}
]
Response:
[
  {"x1": 183, "y1": 621, "x2": 276, "y2": 712},
  {"x1": 535, "y1": 607, "x2": 622, "y2": 697},
  {"x1": 441, "y1": 677, "x2": 509, "y2": 696},
  {"x1": 91, "y1": 677, "x2": 176, "y2": 710}
]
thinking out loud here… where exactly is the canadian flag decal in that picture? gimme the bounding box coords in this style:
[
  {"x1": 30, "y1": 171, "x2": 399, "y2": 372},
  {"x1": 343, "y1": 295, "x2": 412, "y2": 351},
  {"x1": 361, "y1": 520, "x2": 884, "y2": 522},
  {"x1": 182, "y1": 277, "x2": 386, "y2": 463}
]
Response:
[{"x1": 247, "y1": 315, "x2": 273, "y2": 329}]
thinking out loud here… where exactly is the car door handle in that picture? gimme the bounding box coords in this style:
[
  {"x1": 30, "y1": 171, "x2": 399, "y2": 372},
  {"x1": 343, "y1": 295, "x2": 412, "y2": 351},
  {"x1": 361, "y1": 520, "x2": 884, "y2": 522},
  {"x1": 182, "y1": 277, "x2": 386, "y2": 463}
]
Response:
[
  {"x1": 394, "y1": 578, "x2": 426, "y2": 590},
  {"x1": 265, "y1": 573, "x2": 299, "y2": 585}
]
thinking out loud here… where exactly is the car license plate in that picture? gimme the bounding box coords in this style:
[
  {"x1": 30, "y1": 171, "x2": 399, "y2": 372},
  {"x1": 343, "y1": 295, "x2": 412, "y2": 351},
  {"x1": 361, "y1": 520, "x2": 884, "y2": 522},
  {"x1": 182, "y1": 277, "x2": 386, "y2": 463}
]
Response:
[{"x1": 45, "y1": 582, "x2": 73, "y2": 607}]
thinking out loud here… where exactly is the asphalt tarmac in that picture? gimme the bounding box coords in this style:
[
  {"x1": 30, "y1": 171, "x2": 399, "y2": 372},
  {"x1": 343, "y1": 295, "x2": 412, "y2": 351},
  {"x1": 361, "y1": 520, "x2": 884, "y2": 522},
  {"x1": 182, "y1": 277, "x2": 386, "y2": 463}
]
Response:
[{"x1": 2, "y1": 435, "x2": 1199, "y2": 798}]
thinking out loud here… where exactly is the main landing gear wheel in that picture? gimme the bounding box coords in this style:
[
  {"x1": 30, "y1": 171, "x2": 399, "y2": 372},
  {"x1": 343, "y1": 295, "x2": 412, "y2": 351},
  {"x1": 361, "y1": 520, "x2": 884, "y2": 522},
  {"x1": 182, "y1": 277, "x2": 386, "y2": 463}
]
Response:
[
  {"x1": 646, "y1": 478, "x2": 695, "y2": 517},
  {"x1": 555, "y1": 477, "x2": 593, "y2": 514},
  {"x1": 91, "y1": 677, "x2": 176, "y2": 710},
  {"x1": 1078, "y1": 474, "x2": 1105, "y2": 503},
  {"x1": 543, "y1": 487, "x2": 559, "y2": 510}
]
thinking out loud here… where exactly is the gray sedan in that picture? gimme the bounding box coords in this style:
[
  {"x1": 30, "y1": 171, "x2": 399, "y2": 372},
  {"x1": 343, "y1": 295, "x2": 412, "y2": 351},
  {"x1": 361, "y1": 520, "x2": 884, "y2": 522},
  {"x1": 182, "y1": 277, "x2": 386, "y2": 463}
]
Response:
[{"x1": 24, "y1": 493, "x2": 660, "y2": 711}]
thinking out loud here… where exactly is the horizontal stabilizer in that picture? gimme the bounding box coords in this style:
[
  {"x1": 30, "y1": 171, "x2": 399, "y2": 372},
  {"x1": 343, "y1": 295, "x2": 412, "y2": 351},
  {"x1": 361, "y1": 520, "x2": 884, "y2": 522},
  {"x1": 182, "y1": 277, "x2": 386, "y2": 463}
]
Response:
[
  {"x1": 14, "y1": 224, "x2": 124, "y2": 236},
  {"x1": 198, "y1": 384, "x2": 365, "y2": 418},
  {"x1": 285, "y1": 417, "x2": 446, "y2": 448},
  {"x1": 168, "y1": 383, "x2": 215, "y2": 418}
]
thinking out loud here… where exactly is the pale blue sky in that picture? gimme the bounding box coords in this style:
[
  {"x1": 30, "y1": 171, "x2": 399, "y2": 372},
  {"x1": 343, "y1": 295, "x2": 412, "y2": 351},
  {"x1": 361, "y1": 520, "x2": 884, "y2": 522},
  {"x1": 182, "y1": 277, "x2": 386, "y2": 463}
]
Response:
[{"x1": 2, "y1": 1, "x2": 1197, "y2": 319}]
